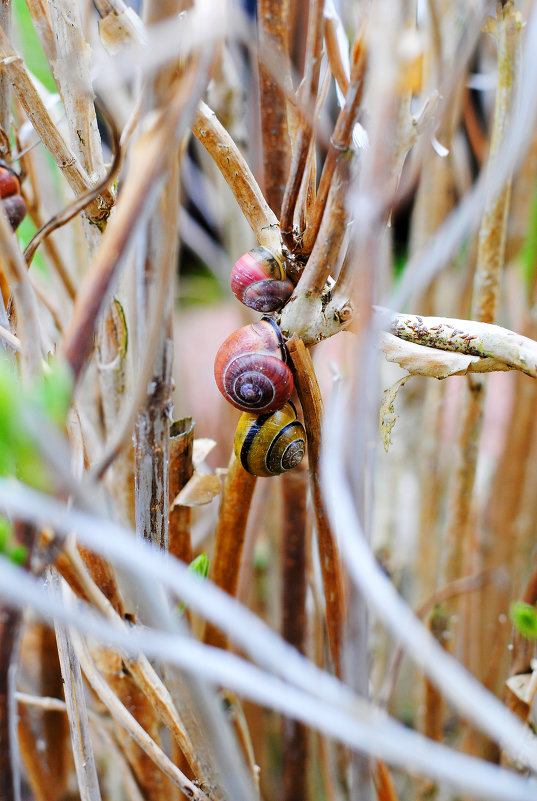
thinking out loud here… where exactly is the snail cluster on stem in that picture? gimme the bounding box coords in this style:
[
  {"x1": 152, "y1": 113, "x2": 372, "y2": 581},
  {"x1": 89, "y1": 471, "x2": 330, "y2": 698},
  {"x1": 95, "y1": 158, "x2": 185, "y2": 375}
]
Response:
[{"x1": 214, "y1": 246, "x2": 306, "y2": 477}]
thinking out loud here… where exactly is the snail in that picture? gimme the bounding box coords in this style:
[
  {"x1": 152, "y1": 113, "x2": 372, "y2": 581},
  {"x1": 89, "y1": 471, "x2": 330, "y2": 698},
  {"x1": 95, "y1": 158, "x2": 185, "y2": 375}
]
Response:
[
  {"x1": 234, "y1": 401, "x2": 306, "y2": 477},
  {"x1": 0, "y1": 161, "x2": 26, "y2": 231},
  {"x1": 230, "y1": 246, "x2": 294, "y2": 312},
  {"x1": 214, "y1": 317, "x2": 293, "y2": 413}
]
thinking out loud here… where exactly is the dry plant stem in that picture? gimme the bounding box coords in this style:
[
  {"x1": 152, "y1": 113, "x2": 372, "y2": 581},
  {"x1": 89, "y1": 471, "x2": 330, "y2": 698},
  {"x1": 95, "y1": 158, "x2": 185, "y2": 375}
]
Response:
[
  {"x1": 47, "y1": 0, "x2": 106, "y2": 179},
  {"x1": 54, "y1": 611, "x2": 102, "y2": 801},
  {"x1": 39, "y1": 623, "x2": 68, "y2": 796},
  {"x1": 388, "y1": 312, "x2": 537, "y2": 377},
  {"x1": 287, "y1": 336, "x2": 344, "y2": 676},
  {"x1": 192, "y1": 101, "x2": 280, "y2": 253},
  {"x1": 25, "y1": 205, "x2": 77, "y2": 300},
  {"x1": 72, "y1": 633, "x2": 212, "y2": 801},
  {"x1": 204, "y1": 452, "x2": 257, "y2": 650},
  {"x1": 24, "y1": 104, "x2": 121, "y2": 269},
  {"x1": 134, "y1": 0, "x2": 183, "y2": 553},
  {"x1": 17, "y1": 695, "x2": 146, "y2": 801},
  {"x1": 169, "y1": 418, "x2": 194, "y2": 564},
  {"x1": 0, "y1": 1, "x2": 11, "y2": 143},
  {"x1": 61, "y1": 64, "x2": 200, "y2": 382},
  {"x1": 258, "y1": 0, "x2": 290, "y2": 215},
  {"x1": 373, "y1": 759, "x2": 399, "y2": 801},
  {"x1": 0, "y1": 27, "x2": 112, "y2": 224},
  {"x1": 0, "y1": 525, "x2": 35, "y2": 801},
  {"x1": 302, "y1": 43, "x2": 365, "y2": 255},
  {"x1": 281, "y1": 464, "x2": 308, "y2": 801},
  {"x1": 324, "y1": 14, "x2": 349, "y2": 97},
  {"x1": 0, "y1": 206, "x2": 42, "y2": 375},
  {"x1": 17, "y1": 703, "x2": 56, "y2": 801},
  {"x1": 61, "y1": 541, "x2": 202, "y2": 778},
  {"x1": 279, "y1": 0, "x2": 324, "y2": 251},
  {"x1": 24, "y1": 0, "x2": 56, "y2": 64}
]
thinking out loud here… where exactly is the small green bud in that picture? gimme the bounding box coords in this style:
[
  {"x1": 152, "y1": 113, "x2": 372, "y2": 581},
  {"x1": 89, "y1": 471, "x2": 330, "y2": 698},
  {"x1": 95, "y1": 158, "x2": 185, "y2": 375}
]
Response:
[{"x1": 510, "y1": 601, "x2": 537, "y2": 640}]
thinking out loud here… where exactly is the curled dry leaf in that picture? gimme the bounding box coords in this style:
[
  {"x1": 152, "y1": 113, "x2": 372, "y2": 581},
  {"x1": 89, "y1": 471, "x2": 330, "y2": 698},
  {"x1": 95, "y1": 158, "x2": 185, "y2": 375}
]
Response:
[
  {"x1": 171, "y1": 438, "x2": 222, "y2": 507},
  {"x1": 379, "y1": 375, "x2": 410, "y2": 453}
]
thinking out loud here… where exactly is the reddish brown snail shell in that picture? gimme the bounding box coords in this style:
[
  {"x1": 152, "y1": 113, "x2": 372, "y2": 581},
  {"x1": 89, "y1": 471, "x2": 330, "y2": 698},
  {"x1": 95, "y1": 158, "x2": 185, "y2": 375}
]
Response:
[
  {"x1": 214, "y1": 317, "x2": 294, "y2": 413},
  {"x1": 0, "y1": 161, "x2": 26, "y2": 231},
  {"x1": 230, "y1": 246, "x2": 294, "y2": 312}
]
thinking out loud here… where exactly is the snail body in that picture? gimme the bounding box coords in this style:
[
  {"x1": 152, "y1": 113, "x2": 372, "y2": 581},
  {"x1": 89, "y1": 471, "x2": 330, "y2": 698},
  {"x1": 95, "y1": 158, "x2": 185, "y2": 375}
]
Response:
[
  {"x1": 234, "y1": 402, "x2": 306, "y2": 477},
  {"x1": 214, "y1": 318, "x2": 293, "y2": 413},
  {"x1": 0, "y1": 161, "x2": 26, "y2": 231},
  {"x1": 230, "y1": 246, "x2": 293, "y2": 312}
]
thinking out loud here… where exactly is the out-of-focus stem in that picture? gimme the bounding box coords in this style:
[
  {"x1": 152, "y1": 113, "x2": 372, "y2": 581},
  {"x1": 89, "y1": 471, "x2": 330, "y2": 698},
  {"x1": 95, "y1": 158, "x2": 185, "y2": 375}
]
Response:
[
  {"x1": 442, "y1": 1, "x2": 519, "y2": 594},
  {"x1": 0, "y1": 1, "x2": 11, "y2": 149},
  {"x1": 204, "y1": 452, "x2": 257, "y2": 650},
  {"x1": 281, "y1": 463, "x2": 308, "y2": 801},
  {"x1": 287, "y1": 336, "x2": 344, "y2": 676},
  {"x1": 257, "y1": 0, "x2": 290, "y2": 215}
]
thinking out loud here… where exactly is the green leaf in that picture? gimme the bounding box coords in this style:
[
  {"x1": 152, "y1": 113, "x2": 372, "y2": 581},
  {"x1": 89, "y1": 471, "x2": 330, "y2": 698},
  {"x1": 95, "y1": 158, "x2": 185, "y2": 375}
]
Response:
[
  {"x1": 188, "y1": 552, "x2": 209, "y2": 580},
  {"x1": 510, "y1": 601, "x2": 537, "y2": 640},
  {"x1": 177, "y1": 553, "x2": 210, "y2": 614},
  {"x1": 8, "y1": 544, "x2": 28, "y2": 566},
  {"x1": 0, "y1": 517, "x2": 12, "y2": 552}
]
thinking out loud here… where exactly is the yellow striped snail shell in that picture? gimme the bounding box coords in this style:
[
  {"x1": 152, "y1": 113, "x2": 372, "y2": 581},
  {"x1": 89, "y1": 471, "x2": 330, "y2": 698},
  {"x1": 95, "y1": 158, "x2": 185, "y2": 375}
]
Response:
[
  {"x1": 230, "y1": 246, "x2": 294, "y2": 312},
  {"x1": 234, "y1": 402, "x2": 306, "y2": 477},
  {"x1": 214, "y1": 317, "x2": 293, "y2": 413}
]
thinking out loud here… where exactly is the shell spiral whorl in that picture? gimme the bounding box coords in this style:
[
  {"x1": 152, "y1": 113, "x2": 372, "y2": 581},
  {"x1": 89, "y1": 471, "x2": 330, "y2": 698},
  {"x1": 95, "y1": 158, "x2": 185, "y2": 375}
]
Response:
[
  {"x1": 214, "y1": 318, "x2": 294, "y2": 413},
  {"x1": 230, "y1": 246, "x2": 294, "y2": 312},
  {"x1": 234, "y1": 402, "x2": 306, "y2": 477}
]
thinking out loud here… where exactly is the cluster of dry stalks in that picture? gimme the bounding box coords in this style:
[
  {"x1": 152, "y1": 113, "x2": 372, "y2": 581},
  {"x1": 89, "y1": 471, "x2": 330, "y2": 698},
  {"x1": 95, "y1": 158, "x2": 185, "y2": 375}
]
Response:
[{"x1": 3, "y1": 1, "x2": 537, "y2": 800}]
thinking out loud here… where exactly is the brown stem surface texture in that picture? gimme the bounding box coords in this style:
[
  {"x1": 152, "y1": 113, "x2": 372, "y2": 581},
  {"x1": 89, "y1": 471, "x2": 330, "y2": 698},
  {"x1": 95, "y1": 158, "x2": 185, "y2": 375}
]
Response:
[
  {"x1": 204, "y1": 452, "x2": 257, "y2": 650},
  {"x1": 287, "y1": 336, "x2": 344, "y2": 675}
]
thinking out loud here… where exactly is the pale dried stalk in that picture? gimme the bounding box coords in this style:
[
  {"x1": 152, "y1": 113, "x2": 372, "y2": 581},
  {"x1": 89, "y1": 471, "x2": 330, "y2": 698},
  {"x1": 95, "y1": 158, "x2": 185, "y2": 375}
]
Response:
[
  {"x1": 17, "y1": 693, "x2": 146, "y2": 801},
  {"x1": 0, "y1": 0, "x2": 11, "y2": 144},
  {"x1": 442, "y1": 1, "x2": 519, "y2": 593},
  {"x1": 72, "y1": 632, "x2": 212, "y2": 801},
  {"x1": 0, "y1": 27, "x2": 112, "y2": 224},
  {"x1": 47, "y1": 0, "x2": 106, "y2": 180},
  {"x1": 52, "y1": 577, "x2": 102, "y2": 801},
  {"x1": 193, "y1": 101, "x2": 280, "y2": 252},
  {"x1": 62, "y1": 541, "x2": 202, "y2": 777}
]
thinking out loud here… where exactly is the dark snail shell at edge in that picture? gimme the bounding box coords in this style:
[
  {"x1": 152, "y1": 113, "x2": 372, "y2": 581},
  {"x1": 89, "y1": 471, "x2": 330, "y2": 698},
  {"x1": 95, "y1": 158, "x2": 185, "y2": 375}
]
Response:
[
  {"x1": 230, "y1": 246, "x2": 294, "y2": 312},
  {"x1": 0, "y1": 161, "x2": 26, "y2": 230},
  {"x1": 214, "y1": 318, "x2": 294, "y2": 413},
  {"x1": 234, "y1": 402, "x2": 306, "y2": 477}
]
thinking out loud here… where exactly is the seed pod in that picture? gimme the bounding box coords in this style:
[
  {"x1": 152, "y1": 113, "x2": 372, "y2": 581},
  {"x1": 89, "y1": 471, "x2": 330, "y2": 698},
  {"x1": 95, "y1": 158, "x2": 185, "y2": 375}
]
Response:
[
  {"x1": 214, "y1": 317, "x2": 293, "y2": 413},
  {"x1": 230, "y1": 246, "x2": 293, "y2": 312},
  {"x1": 234, "y1": 402, "x2": 306, "y2": 477}
]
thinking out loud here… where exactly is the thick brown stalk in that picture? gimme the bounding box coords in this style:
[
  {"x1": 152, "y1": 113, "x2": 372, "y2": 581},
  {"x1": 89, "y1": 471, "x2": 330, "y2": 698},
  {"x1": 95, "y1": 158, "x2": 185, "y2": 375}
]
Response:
[
  {"x1": 281, "y1": 463, "x2": 308, "y2": 801},
  {"x1": 257, "y1": 0, "x2": 290, "y2": 215},
  {"x1": 192, "y1": 102, "x2": 280, "y2": 252},
  {"x1": 280, "y1": 0, "x2": 324, "y2": 251},
  {"x1": 301, "y1": 38, "x2": 366, "y2": 255},
  {"x1": 60, "y1": 65, "x2": 200, "y2": 382},
  {"x1": 204, "y1": 452, "x2": 257, "y2": 650},
  {"x1": 168, "y1": 418, "x2": 194, "y2": 564},
  {"x1": 287, "y1": 336, "x2": 344, "y2": 675}
]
